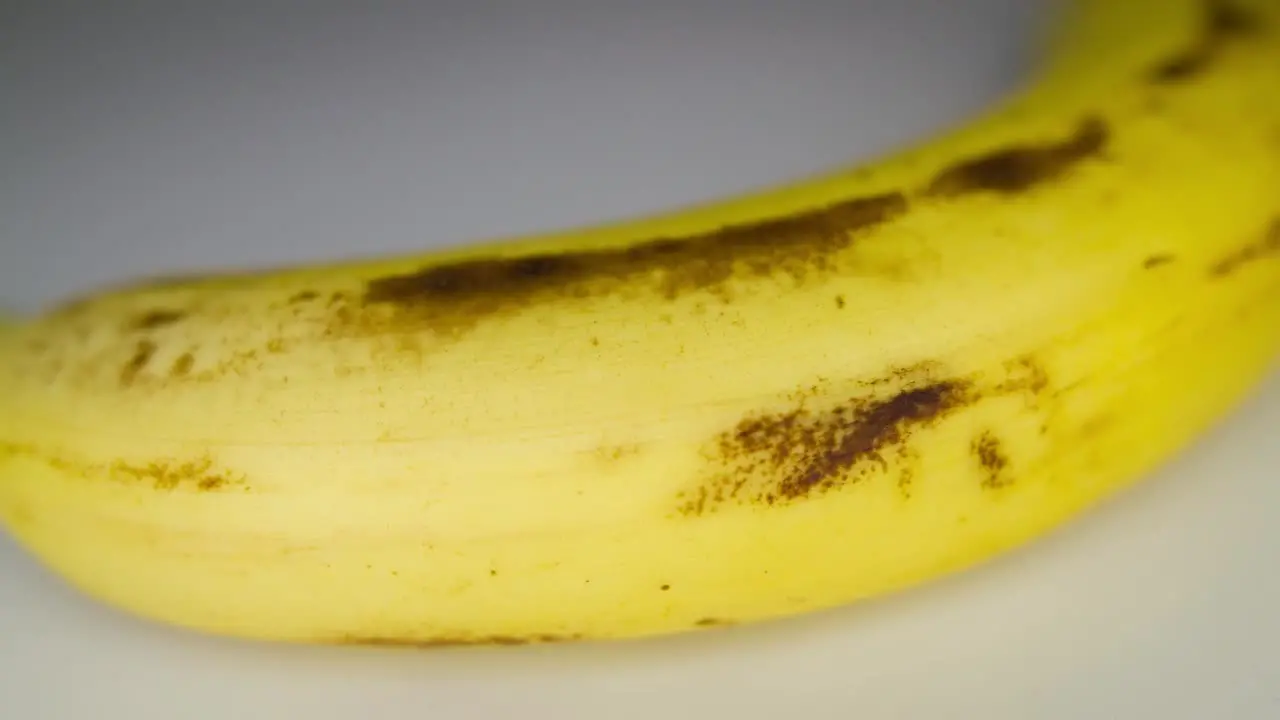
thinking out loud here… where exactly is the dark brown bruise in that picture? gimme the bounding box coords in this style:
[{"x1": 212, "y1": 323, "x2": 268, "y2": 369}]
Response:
[
  {"x1": 1210, "y1": 219, "x2": 1280, "y2": 277},
  {"x1": 923, "y1": 117, "x2": 1110, "y2": 198},
  {"x1": 119, "y1": 340, "x2": 157, "y2": 386},
  {"x1": 972, "y1": 431, "x2": 1013, "y2": 489},
  {"x1": 351, "y1": 192, "x2": 909, "y2": 337},
  {"x1": 1148, "y1": 0, "x2": 1261, "y2": 83},
  {"x1": 679, "y1": 379, "x2": 973, "y2": 516},
  {"x1": 127, "y1": 309, "x2": 187, "y2": 331},
  {"x1": 341, "y1": 634, "x2": 576, "y2": 649}
]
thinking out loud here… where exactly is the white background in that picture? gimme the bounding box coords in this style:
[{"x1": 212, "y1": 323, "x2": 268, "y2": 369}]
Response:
[{"x1": 1, "y1": 1, "x2": 1277, "y2": 717}]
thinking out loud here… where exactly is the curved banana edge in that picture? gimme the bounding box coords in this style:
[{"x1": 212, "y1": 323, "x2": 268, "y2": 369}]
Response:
[{"x1": 0, "y1": 0, "x2": 1278, "y2": 649}]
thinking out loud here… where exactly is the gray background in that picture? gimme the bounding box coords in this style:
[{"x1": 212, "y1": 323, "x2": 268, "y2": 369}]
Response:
[{"x1": 1, "y1": 1, "x2": 1277, "y2": 718}]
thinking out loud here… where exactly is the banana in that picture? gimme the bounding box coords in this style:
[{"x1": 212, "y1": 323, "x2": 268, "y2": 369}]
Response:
[{"x1": 2, "y1": 0, "x2": 1279, "y2": 649}]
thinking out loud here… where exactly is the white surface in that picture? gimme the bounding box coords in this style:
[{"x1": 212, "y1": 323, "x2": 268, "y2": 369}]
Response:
[{"x1": 1, "y1": 1, "x2": 1277, "y2": 718}]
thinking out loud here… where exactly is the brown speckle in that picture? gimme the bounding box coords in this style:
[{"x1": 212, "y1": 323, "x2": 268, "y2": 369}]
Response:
[
  {"x1": 1210, "y1": 219, "x2": 1280, "y2": 277},
  {"x1": 680, "y1": 377, "x2": 973, "y2": 516},
  {"x1": 340, "y1": 634, "x2": 577, "y2": 649},
  {"x1": 170, "y1": 352, "x2": 196, "y2": 378},
  {"x1": 998, "y1": 354, "x2": 1051, "y2": 398},
  {"x1": 127, "y1": 309, "x2": 186, "y2": 331},
  {"x1": 119, "y1": 340, "x2": 157, "y2": 386},
  {"x1": 1148, "y1": 0, "x2": 1260, "y2": 83},
  {"x1": 197, "y1": 476, "x2": 228, "y2": 491},
  {"x1": 695, "y1": 617, "x2": 732, "y2": 628},
  {"x1": 593, "y1": 443, "x2": 643, "y2": 465},
  {"x1": 1, "y1": 442, "x2": 88, "y2": 478},
  {"x1": 1143, "y1": 254, "x2": 1175, "y2": 269},
  {"x1": 109, "y1": 456, "x2": 242, "y2": 492},
  {"x1": 350, "y1": 192, "x2": 909, "y2": 339},
  {"x1": 923, "y1": 117, "x2": 1109, "y2": 198},
  {"x1": 897, "y1": 466, "x2": 915, "y2": 498},
  {"x1": 834, "y1": 294, "x2": 846, "y2": 309},
  {"x1": 972, "y1": 431, "x2": 1012, "y2": 489},
  {"x1": 1077, "y1": 414, "x2": 1115, "y2": 440},
  {"x1": 660, "y1": 584, "x2": 671, "y2": 591},
  {"x1": 266, "y1": 338, "x2": 287, "y2": 354},
  {"x1": 289, "y1": 290, "x2": 320, "y2": 304},
  {"x1": 187, "y1": 348, "x2": 263, "y2": 382},
  {"x1": 1152, "y1": 49, "x2": 1212, "y2": 82}
]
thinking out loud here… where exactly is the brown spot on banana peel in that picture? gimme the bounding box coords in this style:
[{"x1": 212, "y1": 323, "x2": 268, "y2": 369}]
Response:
[
  {"x1": 169, "y1": 352, "x2": 195, "y2": 378},
  {"x1": 896, "y1": 465, "x2": 916, "y2": 499},
  {"x1": 1210, "y1": 219, "x2": 1280, "y2": 277},
  {"x1": 1143, "y1": 254, "x2": 1176, "y2": 270},
  {"x1": 42, "y1": 114, "x2": 1105, "y2": 355},
  {"x1": 340, "y1": 634, "x2": 577, "y2": 649},
  {"x1": 0, "y1": 442, "x2": 80, "y2": 476},
  {"x1": 1010, "y1": 354, "x2": 1050, "y2": 392},
  {"x1": 922, "y1": 117, "x2": 1109, "y2": 198},
  {"x1": 0, "y1": 443, "x2": 245, "y2": 492},
  {"x1": 592, "y1": 443, "x2": 644, "y2": 466},
  {"x1": 972, "y1": 431, "x2": 1013, "y2": 489},
  {"x1": 108, "y1": 456, "x2": 243, "y2": 492},
  {"x1": 352, "y1": 192, "x2": 909, "y2": 338},
  {"x1": 126, "y1": 309, "x2": 187, "y2": 331},
  {"x1": 679, "y1": 379, "x2": 975, "y2": 517},
  {"x1": 680, "y1": 355, "x2": 1056, "y2": 516},
  {"x1": 119, "y1": 340, "x2": 157, "y2": 386},
  {"x1": 1148, "y1": 0, "x2": 1261, "y2": 83}
]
